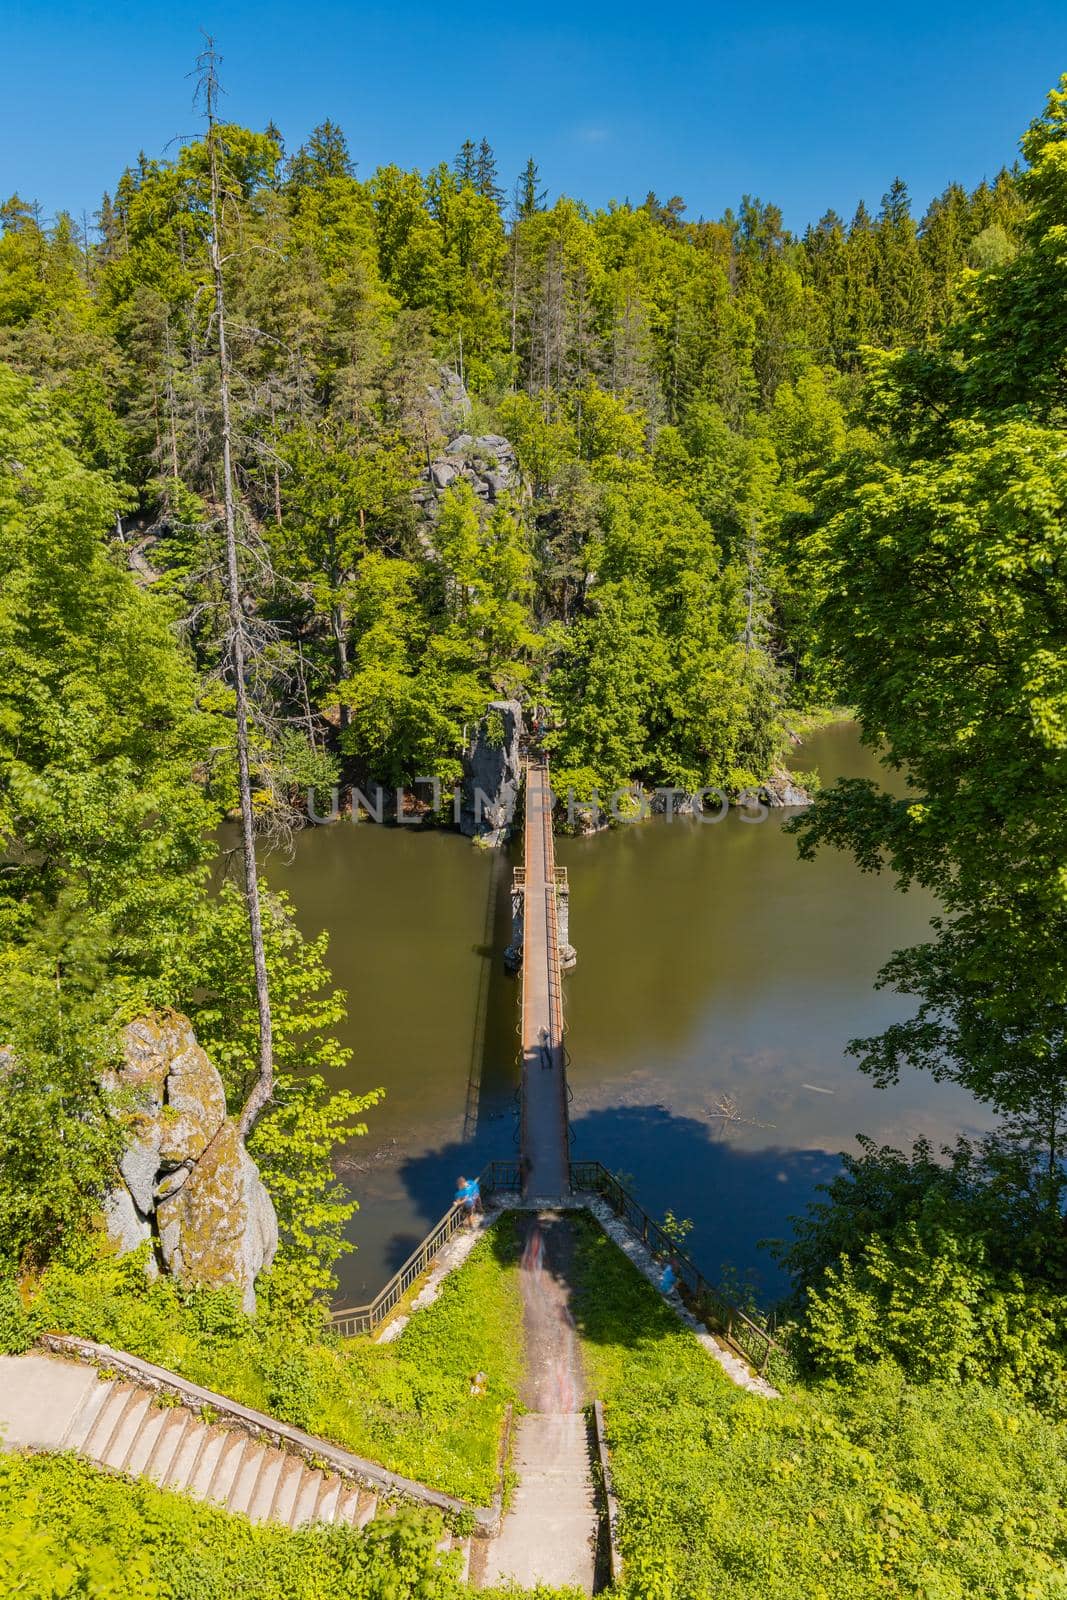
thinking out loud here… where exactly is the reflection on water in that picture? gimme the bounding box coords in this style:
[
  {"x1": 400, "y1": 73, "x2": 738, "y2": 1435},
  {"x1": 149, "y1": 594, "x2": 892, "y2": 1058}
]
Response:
[{"x1": 266, "y1": 724, "x2": 993, "y2": 1305}]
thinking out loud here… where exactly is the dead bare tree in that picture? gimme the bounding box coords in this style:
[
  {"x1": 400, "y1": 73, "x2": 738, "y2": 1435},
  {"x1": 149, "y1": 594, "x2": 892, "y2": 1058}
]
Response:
[{"x1": 196, "y1": 39, "x2": 274, "y2": 1142}]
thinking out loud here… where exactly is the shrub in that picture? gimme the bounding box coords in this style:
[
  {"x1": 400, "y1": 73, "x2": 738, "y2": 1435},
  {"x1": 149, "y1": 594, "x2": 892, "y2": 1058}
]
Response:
[
  {"x1": 568, "y1": 1210, "x2": 1067, "y2": 1600},
  {"x1": 27, "y1": 1217, "x2": 524, "y2": 1503},
  {"x1": 777, "y1": 1136, "x2": 1067, "y2": 1408},
  {"x1": 0, "y1": 1275, "x2": 37, "y2": 1355}
]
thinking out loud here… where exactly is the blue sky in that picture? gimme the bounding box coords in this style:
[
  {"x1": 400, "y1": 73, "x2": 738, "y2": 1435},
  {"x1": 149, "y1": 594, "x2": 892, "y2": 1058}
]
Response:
[{"x1": 4, "y1": 0, "x2": 1066, "y2": 231}]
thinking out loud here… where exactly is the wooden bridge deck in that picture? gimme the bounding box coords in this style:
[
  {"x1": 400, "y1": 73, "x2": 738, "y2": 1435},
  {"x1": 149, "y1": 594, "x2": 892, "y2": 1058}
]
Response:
[{"x1": 519, "y1": 764, "x2": 570, "y2": 1196}]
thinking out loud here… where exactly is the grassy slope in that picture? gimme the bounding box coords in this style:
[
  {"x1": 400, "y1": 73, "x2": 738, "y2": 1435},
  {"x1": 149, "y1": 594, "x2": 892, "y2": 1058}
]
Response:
[
  {"x1": 569, "y1": 1213, "x2": 1067, "y2": 1600},
  {"x1": 31, "y1": 1216, "x2": 524, "y2": 1504}
]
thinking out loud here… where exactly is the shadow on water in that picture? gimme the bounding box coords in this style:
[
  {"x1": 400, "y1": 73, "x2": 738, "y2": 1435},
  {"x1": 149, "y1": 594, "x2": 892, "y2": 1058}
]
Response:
[
  {"x1": 297, "y1": 725, "x2": 994, "y2": 1303},
  {"x1": 569, "y1": 1102, "x2": 842, "y2": 1305},
  {"x1": 462, "y1": 842, "x2": 521, "y2": 1142},
  {"x1": 388, "y1": 1099, "x2": 840, "y2": 1307}
]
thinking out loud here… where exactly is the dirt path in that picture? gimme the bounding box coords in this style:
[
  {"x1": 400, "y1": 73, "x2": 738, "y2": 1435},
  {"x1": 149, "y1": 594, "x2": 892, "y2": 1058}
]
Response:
[{"x1": 483, "y1": 1213, "x2": 598, "y2": 1592}]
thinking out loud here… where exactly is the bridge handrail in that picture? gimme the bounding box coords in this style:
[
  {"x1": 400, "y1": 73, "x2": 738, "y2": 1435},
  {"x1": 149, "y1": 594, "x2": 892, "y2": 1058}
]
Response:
[
  {"x1": 538, "y1": 768, "x2": 569, "y2": 1161},
  {"x1": 330, "y1": 1160, "x2": 523, "y2": 1337},
  {"x1": 569, "y1": 1160, "x2": 781, "y2": 1373}
]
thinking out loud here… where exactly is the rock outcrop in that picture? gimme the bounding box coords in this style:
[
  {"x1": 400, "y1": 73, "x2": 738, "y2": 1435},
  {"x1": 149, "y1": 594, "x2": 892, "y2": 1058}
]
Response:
[
  {"x1": 460, "y1": 700, "x2": 523, "y2": 846},
  {"x1": 415, "y1": 433, "x2": 524, "y2": 522},
  {"x1": 755, "y1": 769, "x2": 812, "y2": 808},
  {"x1": 425, "y1": 365, "x2": 472, "y2": 438},
  {"x1": 101, "y1": 1012, "x2": 278, "y2": 1313}
]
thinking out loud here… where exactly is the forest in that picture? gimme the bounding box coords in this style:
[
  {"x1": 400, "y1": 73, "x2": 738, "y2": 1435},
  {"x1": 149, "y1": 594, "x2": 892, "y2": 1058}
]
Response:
[{"x1": 0, "y1": 48, "x2": 1065, "y2": 1600}]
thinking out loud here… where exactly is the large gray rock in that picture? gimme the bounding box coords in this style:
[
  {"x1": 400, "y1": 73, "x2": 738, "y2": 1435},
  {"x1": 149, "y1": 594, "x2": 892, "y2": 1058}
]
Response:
[
  {"x1": 757, "y1": 770, "x2": 813, "y2": 808},
  {"x1": 423, "y1": 432, "x2": 523, "y2": 513},
  {"x1": 460, "y1": 700, "x2": 523, "y2": 846},
  {"x1": 101, "y1": 1012, "x2": 278, "y2": 1314},
  {"x1": 156, "y1": 1121, "x2": 278, "y2": 1316},
  {"x1": 102, "y1": 1184, "x2": 154, "y2": 1262}
]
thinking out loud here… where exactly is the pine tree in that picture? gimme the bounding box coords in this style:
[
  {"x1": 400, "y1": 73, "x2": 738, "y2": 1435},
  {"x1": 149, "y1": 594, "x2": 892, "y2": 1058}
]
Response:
[
  {"x1": 516, "y1": 156, "x2": 547, "y2": 219},
  {"x1": 879, "y1": 177, "x2": 911, "y2": 228},
  {"x1": 474, "y1": 137, "x2": 504, "y2": 205},
  {"x1": 454, "y1": 138, "x2": 477, "y2": 186},
  {"x1": 849, "y1": 200, "x2": 874, "y2": 235},
  {"x1": 288, "y1": 119, "x2": 354, "y2": 188}
]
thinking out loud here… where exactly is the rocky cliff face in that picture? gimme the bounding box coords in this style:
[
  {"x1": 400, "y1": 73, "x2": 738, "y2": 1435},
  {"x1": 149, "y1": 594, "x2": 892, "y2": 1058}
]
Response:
[
  {"x1": 101, "y1": 1012, "x2": 278, "y2": 1314},
  {"x1": 414, "y1": 431, "x2": 525, "y2": 525},
  {"x1": 460, "y1": 700, "x2": 523, "y2": 846}
]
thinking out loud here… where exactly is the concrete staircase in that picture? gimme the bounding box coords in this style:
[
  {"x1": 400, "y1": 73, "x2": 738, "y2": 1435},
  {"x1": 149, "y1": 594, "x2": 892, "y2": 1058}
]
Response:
[
  {"x1": 0, "y1": 1352, "x2": 473, "y2": 1579},
  {"x1": 483, "y1": 1411, "x2": 598, "y2": 1591}
]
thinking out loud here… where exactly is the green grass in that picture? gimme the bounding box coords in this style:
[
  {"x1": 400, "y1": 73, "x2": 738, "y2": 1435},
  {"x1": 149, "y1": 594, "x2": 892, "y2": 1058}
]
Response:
[
  {"x1": 568, "y1": 1212, "x2": 1067, "y2": 1600},
  {"x1": 28, "y1": 1215, "x2": 525, "y2": 1505},
  {"x1": 782, "y1": 703, "x2": 857, "y2": 739},
  {"x1": 0, "y1": 1451, "x2": 583, "y2": 1600}
]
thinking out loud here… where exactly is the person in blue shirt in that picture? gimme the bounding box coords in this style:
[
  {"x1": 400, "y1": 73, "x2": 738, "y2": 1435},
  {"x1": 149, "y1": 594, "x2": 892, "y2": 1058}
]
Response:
[
  {"x1": 660, "y1": 1259, "x2": 678, "y2": 1295},
  {"x1": 454, "y1": 1174, "x2": 482, "y2": 1228}
]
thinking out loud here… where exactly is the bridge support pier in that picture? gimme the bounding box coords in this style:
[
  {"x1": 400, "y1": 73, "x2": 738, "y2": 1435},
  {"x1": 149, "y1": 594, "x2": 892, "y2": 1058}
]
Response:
[
  {"x1": 555, "y1": 869, "x2": 577, "y2": 971},
  {"x1": 504, "y1": 875, "x2": 524, "y2": 971},
  {"x1": 504, "y1": 867, "x2": 576, "y2": 971}
]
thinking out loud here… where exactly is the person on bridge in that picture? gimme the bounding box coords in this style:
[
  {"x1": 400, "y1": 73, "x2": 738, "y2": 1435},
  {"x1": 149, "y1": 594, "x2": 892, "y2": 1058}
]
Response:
[{"x1": 454, "y1": 1174, "x2": 482, "y2": 1228}]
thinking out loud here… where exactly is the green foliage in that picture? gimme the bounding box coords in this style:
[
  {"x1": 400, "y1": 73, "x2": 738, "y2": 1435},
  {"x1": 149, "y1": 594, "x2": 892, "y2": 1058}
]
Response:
[
  {"x1": 801, "y1": 1227, "x2": 1067, "y2": 1405},
  {"x1": 658, "y1": 1210, "x2": 693, "y2": 1249},
  {"x1": 549, "y1": 474, "x2": 779, "y2": 793},
  {"x1": 173, "y1": 882, "x2": 382, "y2": 1316},
  {"x1": 569, "y1": 1213, "x2": 1067, "y2": 1600},
  {"x1": 30, "y1": 1218, "x2": 524, "y2": 1504},
  {"x1": 790, "y1": 83, "x2": 1067, "y2": 1168},
  {"x1": 1, "y1": 83, "x2": 1025, "y2": 804},
  {"x1": 0, "y1": 367, "x2": 217, "y2": 1270},
  {"x1": 0, "y1": 365, "x2": 219, "y2": 989},
  {"x1": 0, "y1": 1452, "x2": 467, "y2": 1600},
  {"x1": 777, "y1": 1136, "x2": 1067, "y2": 1408},
  {"x1": 0, "y1": 993, "x2": 123, "y2": 1273},
  {"x1": 0, "y1": 1275, "x2": 37, "y2": 1354}
]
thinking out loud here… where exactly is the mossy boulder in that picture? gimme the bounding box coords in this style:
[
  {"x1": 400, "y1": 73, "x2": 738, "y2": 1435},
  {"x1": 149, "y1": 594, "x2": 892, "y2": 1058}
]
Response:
[{"x1": 101, "y1": 1011, "x2": 277, "y2": 1313}]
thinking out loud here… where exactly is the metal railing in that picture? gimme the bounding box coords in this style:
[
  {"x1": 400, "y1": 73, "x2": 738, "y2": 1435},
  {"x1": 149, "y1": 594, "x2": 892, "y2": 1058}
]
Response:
[
  {"x1": 570, "y1": 1160, "x2": 780, "y2": 1373},
  {"x1": 538, "y1": 766, "x2": 570, "y2": 1164},
  {"x1": 591, "y1": 1398, "x2": 624, "y2": 1587},
  {"x1": 330, "y1": 1160, "x2": 522, "y2": 1337}
]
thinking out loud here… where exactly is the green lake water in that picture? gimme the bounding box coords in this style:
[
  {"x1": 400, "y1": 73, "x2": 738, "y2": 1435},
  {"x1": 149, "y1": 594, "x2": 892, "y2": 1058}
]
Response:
[{"x1": 265, "y1": 723, "x2": 994, "y2": 1306}]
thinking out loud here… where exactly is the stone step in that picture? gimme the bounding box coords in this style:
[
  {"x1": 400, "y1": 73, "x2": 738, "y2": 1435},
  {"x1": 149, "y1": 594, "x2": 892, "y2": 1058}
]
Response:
[
  {"x1": 270, "y1": 1455, "x2": 305, "y2": 1526},
  {"x1": 206, "y1": 1432, "x2": 251, "y2": 1506},
  {"x1": 245, "y1": 1448, "x2": 286, "y2": 1523},
  {"x1": 354, "y1": 1485, "x2": 379, "y2": 1528},
  {"x1": 142, "y1": 1408, "x2": 191, "y2": 1487},
  {"x1": 60, "y1": 1375, "x2": 116, "y2": 1452},
  {"x1": 290, "y1": 1464, "x2": 325, "y2": 1528},
  {"x1": 80, "y1": 1382, "x2": 138, "y2": 1460},
  {"x1": 123, "y1": 1403, "x2": 171, "y2": 1479},
  {"x1": 226, "y1": 1437, "x2": 268, "y2": 1516},
  {"x1": 163, "y1": 1410, "x2": 213, "y2": 1492},
  {"x1": 482, "y1": 1410, "x2": 598, "y2": 1593},
  {"x1": 187, "y1": 1425, "x2": 231, "y2": 1500},
  {"x1": 110, "y1": 1392, "x2": 158, "y2": 1474},
  {"x1": 335, "y1": 1485, "x2": 362, "y2": 1527},
  {"x1": 100, "y1": 1389, "x2": 154, "y2": 1472},
  {"x1": 3, "y1": 1353, "x2": 478, "y2": 1552},
  {"x1": 316, "y1": 1474, "x2": 342, "y2": 1524}
]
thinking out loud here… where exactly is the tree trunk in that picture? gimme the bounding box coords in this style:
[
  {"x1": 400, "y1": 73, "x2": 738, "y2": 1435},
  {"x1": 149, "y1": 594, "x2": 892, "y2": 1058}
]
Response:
[
  {"x1": 332, "y1": 603, "x2": 350, "y2": 730},
  {"x1": 202, "y1": 45, "x2": 275, "y2": 1144}
]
